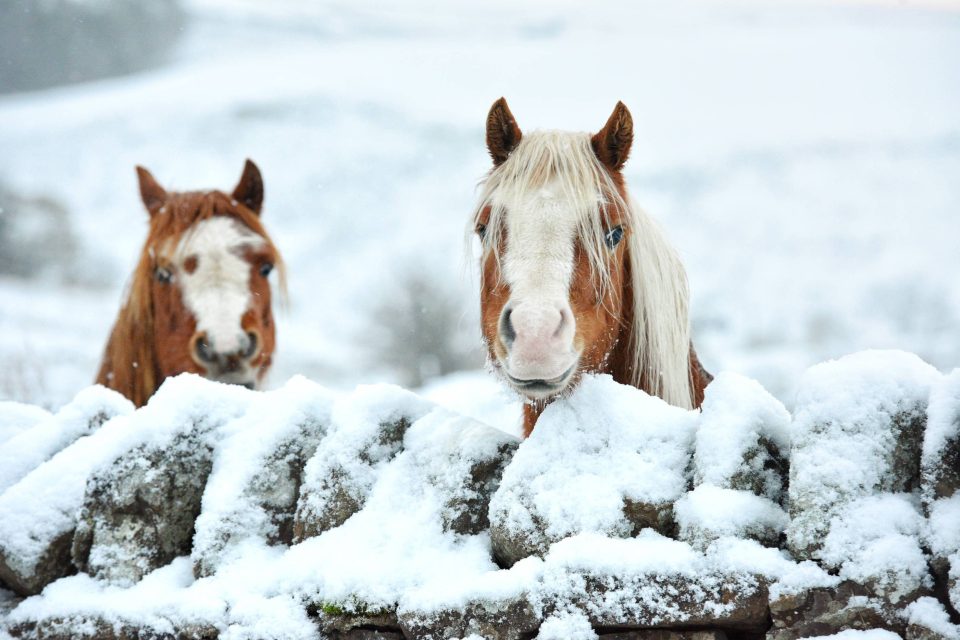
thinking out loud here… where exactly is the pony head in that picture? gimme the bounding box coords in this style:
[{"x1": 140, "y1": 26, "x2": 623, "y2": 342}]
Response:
[
  {"x1": 97, "y1": 160, "x2": 284, "y2": 405},
  {"x1": 473, "y1": 99, "x2": 694, "y2": 413}
]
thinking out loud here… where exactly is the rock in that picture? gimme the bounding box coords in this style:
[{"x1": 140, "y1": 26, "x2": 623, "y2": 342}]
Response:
[
  {"x1": 923, "y1": 369, "x2": 960, "y2": 508},
  {"x1": 72, "y1": 424, "x2": 218, "y2": 586},
  {"x1": 693, "y1": 372, "x2": 791, "y2": 504},
  {"x1": 488, "y1": 375, "x2": 697, "y2": 566},
  {"x1": 602, "y1": 632, "x2": 728, "y2": 640},
  {"x1": 404, "y1": 410, "x2": 519, "y2": 537},
  {"x1": 816, "y1": 494, "x2": 931, "y2": 606},
  {"x1": 293, "y1": 385, "x2": 435, "y2": 541},
  {"x1": 768, "y1": 581, "x2": 911, "y2": 639},
  {"x1": 0, "y1": 387, "x2": 132, "y2": 494},
  {"x1": 316, "y1": 605, "x2": 401, "y2": 639},
  {"x1": 192, "y1": 378, "x2": 335, "y2": 577},
  {"x1": 539, "y1": 533, "x2": 769, "y2": 634},
  {"x1": 7, "y1": 617, "x2": 219, "y2": 639},
  {"x1": 398, "y1": 596, "x2": 538, "y2": 640},
  {"x1": 675, "y1": 485, "x2": 788, "y2": 550},
  {"x1": 786, "y1": 351, "x2": 939, "y2": 561},
  {"x1": 904, "y1": 596, "x2": 960, "y2": 640},
  {"x1": 0, "y1": 377, "x2": 252, "y2": 595}
]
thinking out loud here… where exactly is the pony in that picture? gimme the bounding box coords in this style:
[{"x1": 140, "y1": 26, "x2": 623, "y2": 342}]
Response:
[
  {"x1": 96, "y1": 160, "x2": 285, "y2": 407},
  {"x1": 473, "y1": 98, "x2": 712, "y2": 437}
]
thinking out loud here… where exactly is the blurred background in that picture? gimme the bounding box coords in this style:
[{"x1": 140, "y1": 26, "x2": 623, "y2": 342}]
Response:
[{"x1": 0, "y1": 0, "x2": 958, "y2": 422}]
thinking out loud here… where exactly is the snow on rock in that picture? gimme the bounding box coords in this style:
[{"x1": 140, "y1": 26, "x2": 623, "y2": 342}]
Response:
[
  {"x1": 905, "y1": 596, "x2": 960, "y2": 640},
  {"x1": 0, "y1": 387, "x2": 132, "y2": 494},
  {"x1": 819, "y1": 493, "x2": 930, "y2": 603},
  {"x1": 923, "y1": 368, "x2": 960, "y2": 507},
  {"x1": 5, "y1": 556, "x2": 317, "y2": 640},
  {"x1": 800, "y1": 632, "x2": 902, "y2": 640},
  {"x1": 292, "y1": 384, "x2": 435, "y2": 540},
  {"x1": 280, "y1": 401, "x2": 518, "y2": 620},
  {"x1": 0, "y1": 403, "x2": 50, "y2": 447},
  {"x1": 0, "y1": 376, "x2": 247, "y2": 595},
  {"x1": 787, "y1": 350, "x2": 941, "y2": 561},
  {"x1": 191, "y1": 376, "x2": 336, "y2": 578},
  {"x1": 693, "y1": 372, "x2": 791, "y2": 500},
  {"x1": 675, "y1": 484, "x2": 788, "y2": 549},
  {"x1": 488, "y1": 374, "x2": 698, "y2": 566},
  {"x1": 68, "y1": 376, "x2": 257, "y2": 588},
  {"x1": 535, "y1": 609, "x2": 596, "y2": 640}
]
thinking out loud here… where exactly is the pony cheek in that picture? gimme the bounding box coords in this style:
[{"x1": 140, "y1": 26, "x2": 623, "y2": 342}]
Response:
[{"x1": 151, "y1": 284, "x2": 203, "y2": 378}]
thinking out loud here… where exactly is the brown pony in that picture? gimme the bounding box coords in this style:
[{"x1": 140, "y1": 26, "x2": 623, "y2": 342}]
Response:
[
  {"x1": 96, "y1": 160, "x2": 285, "y2": 406},
  {"x1": 473, "y1": 98, "x2": 712, "y2": 437}
]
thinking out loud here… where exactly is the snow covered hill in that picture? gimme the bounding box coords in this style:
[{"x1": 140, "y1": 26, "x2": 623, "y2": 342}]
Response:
[{"x1": 0, "y1": 0, "x2": 958, "y2": 409}]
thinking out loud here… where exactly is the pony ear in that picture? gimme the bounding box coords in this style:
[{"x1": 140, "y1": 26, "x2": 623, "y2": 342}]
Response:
[
  {"x1": 232, "y1": 159, "x2": 264, "y2": 215},
  {"x1": 136, "y1": 166, "x2": 167, "y2": 216},
  {"x1": 486, "y1": 97, "x2": 522, "y2": 166},
  {"x1": 591, "y1": 101, "x2": 634, "y2": 171}
]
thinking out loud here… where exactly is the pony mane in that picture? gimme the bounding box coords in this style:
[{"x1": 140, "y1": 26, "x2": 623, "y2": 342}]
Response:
[
  {"x1": 471, "y1": 130, "x2": 693, "y2": 409},
  {"x1": 99, "y1": 190, "x2": 286, "y2": 406}
]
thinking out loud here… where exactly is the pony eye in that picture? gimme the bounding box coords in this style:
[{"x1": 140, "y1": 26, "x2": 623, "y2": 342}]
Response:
[
  {"x1": 155, "y1": 267, "x2": 173, "y2": 284},
  {"x1": 259, "y1": 262, "x2": 274, "y2": 277},
  {"x1": 605, "y1": 225, "x2": 624, "y2": 249},
  {"x1": 475, "y1": 223, "x2": 487, "y2": 241}
]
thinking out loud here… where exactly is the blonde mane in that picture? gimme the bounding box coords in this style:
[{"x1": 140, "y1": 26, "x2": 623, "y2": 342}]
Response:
[{"x1": 472, "y1": 130, "x2": 694, "y2": 409}]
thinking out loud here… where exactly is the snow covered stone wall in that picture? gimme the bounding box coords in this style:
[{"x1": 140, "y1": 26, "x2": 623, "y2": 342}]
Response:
[{"x1": 0, "y1": 350, "x2": 958, "y2": 640}]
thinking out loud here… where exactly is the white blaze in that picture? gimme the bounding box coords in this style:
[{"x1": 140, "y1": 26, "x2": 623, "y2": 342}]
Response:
[
  {"x1": 172, "y1": 217, "x2": 264, "y2": 354},
  {"x1": 496, "y1": 180, "x2": 582, "y2": 381}
]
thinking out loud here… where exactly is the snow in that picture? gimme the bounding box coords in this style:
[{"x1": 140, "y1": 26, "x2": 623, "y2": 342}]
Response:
[
  {"x1": 535, "y1": 609, "x2": 596, "y2": 640},
  {"x1": 8, "y1": 361, "x2": 937, "y2": 636},
  {"x1": 925, "y1": 368, "x2": 960, "y2": 462},
  {"x1": 694, "y1": 371, "x2": 791, "y2": 498},
  {"x1": 905, "y1": 596, "x2": 960, "y2": 640},
  {"x1": 191, "y1": 376, "x2": 336, "y2": 576},
  {"x1": 801, "y1": 631, "x2": 902, "y2": 640},
  {"x1": 819, "y1": 493, "x2": 930, "y2": 602},
  {"x1": 2, "y1": 0, "x2": 959, "y2": 410},
  {"x1": 0, "y1": 375, "x2": 253, "y2": 582},
  {"x1": 928, "y1": 493, "x2": 960, "y2": 560},
  {"x1": 0, "y1": 386, "x2": 132, "y2": 493},
  {"x1": 0, "y1": 403, "x2": 50, "y2": 445},
  {"x1": 675, "y1": 484, "x2": 788, "y2": 548},
  {"x1": 488, "y1": 374, "x2": 697, "y2": 553},
  {"x1": 786, "y1": 350, "x2": 941, "y2": 559}
]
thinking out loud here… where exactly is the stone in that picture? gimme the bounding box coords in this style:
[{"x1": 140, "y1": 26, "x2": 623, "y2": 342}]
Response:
[
  {"x1": 768, "y1": 580, "x2": 916, "y2": 640},
  {"x1": 922, "y1": 369, "x2": 960, "y2": 508},
  {"x1": 786, "y1": 351, "x2": 938, "y2": 561},
  {"x1": 602, "y1": 632, "x2": 728, "y2": 640},
  {"x1": 191, "y1": 379, "x2": 334, "y2": 577},
  {"x1": 294, "y1": 385, "x2": 435, "y2": 541},
  {"x1": 72, "y1": 424, "x2": 217, "y2": 586},
  {"x1": 397, "y1": 596, "x2": 538, "y2": 640},
  {"x1": 555, "y1": 573, "x2": 769, "y2": 633},
  {"x1": 488, "y1": 376, "x2": 697, "y2": 567},
  {"x1": 7, "y1": 617, "x2": 219, "y2": 639}
]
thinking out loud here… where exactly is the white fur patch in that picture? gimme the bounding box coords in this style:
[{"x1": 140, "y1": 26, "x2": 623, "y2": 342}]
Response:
[{"x1": 171, "y1": 217, "x2": 264, "y2": 354}]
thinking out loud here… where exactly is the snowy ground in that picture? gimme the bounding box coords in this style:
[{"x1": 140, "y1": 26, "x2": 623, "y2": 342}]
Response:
[{"x1": 0, "y1": 0, "x2": 958, "y2": 412}]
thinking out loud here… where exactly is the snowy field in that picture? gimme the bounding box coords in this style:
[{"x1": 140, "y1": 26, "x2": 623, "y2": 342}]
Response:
[{"x1": 1, "y1": 0, "x2": 959, "y2": 415}]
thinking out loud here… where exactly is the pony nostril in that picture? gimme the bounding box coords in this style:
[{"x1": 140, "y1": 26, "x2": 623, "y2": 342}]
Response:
[
  {"x1": 554, "y1": 307, "x2": 571, "y2": 339},
  {"x1": 243, "y1": 331, "x2": 259, "y2": 359},
  {"x1": 194, "y1": 334, "x2": 216, "y2": 364},
  {"x1": 500, "y1": 308, "x2": 516, "y2": 347}
]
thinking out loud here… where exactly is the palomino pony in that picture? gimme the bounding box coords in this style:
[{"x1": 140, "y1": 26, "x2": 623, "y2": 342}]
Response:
[
  {"x1": 96, "y1": 160, "x2": 284, "y2": 406},
  {"x1": 474, "y1": 98, "x2": 712, "y2": 437}
]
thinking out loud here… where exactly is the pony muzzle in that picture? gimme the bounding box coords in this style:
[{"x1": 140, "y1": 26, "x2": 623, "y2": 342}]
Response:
[
  {"x1": 189, "y1": 330, "x2": 262, "y2": 385},
  {"x1": 498, "y1": 300, "x2": 579, "y2": 397}
]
